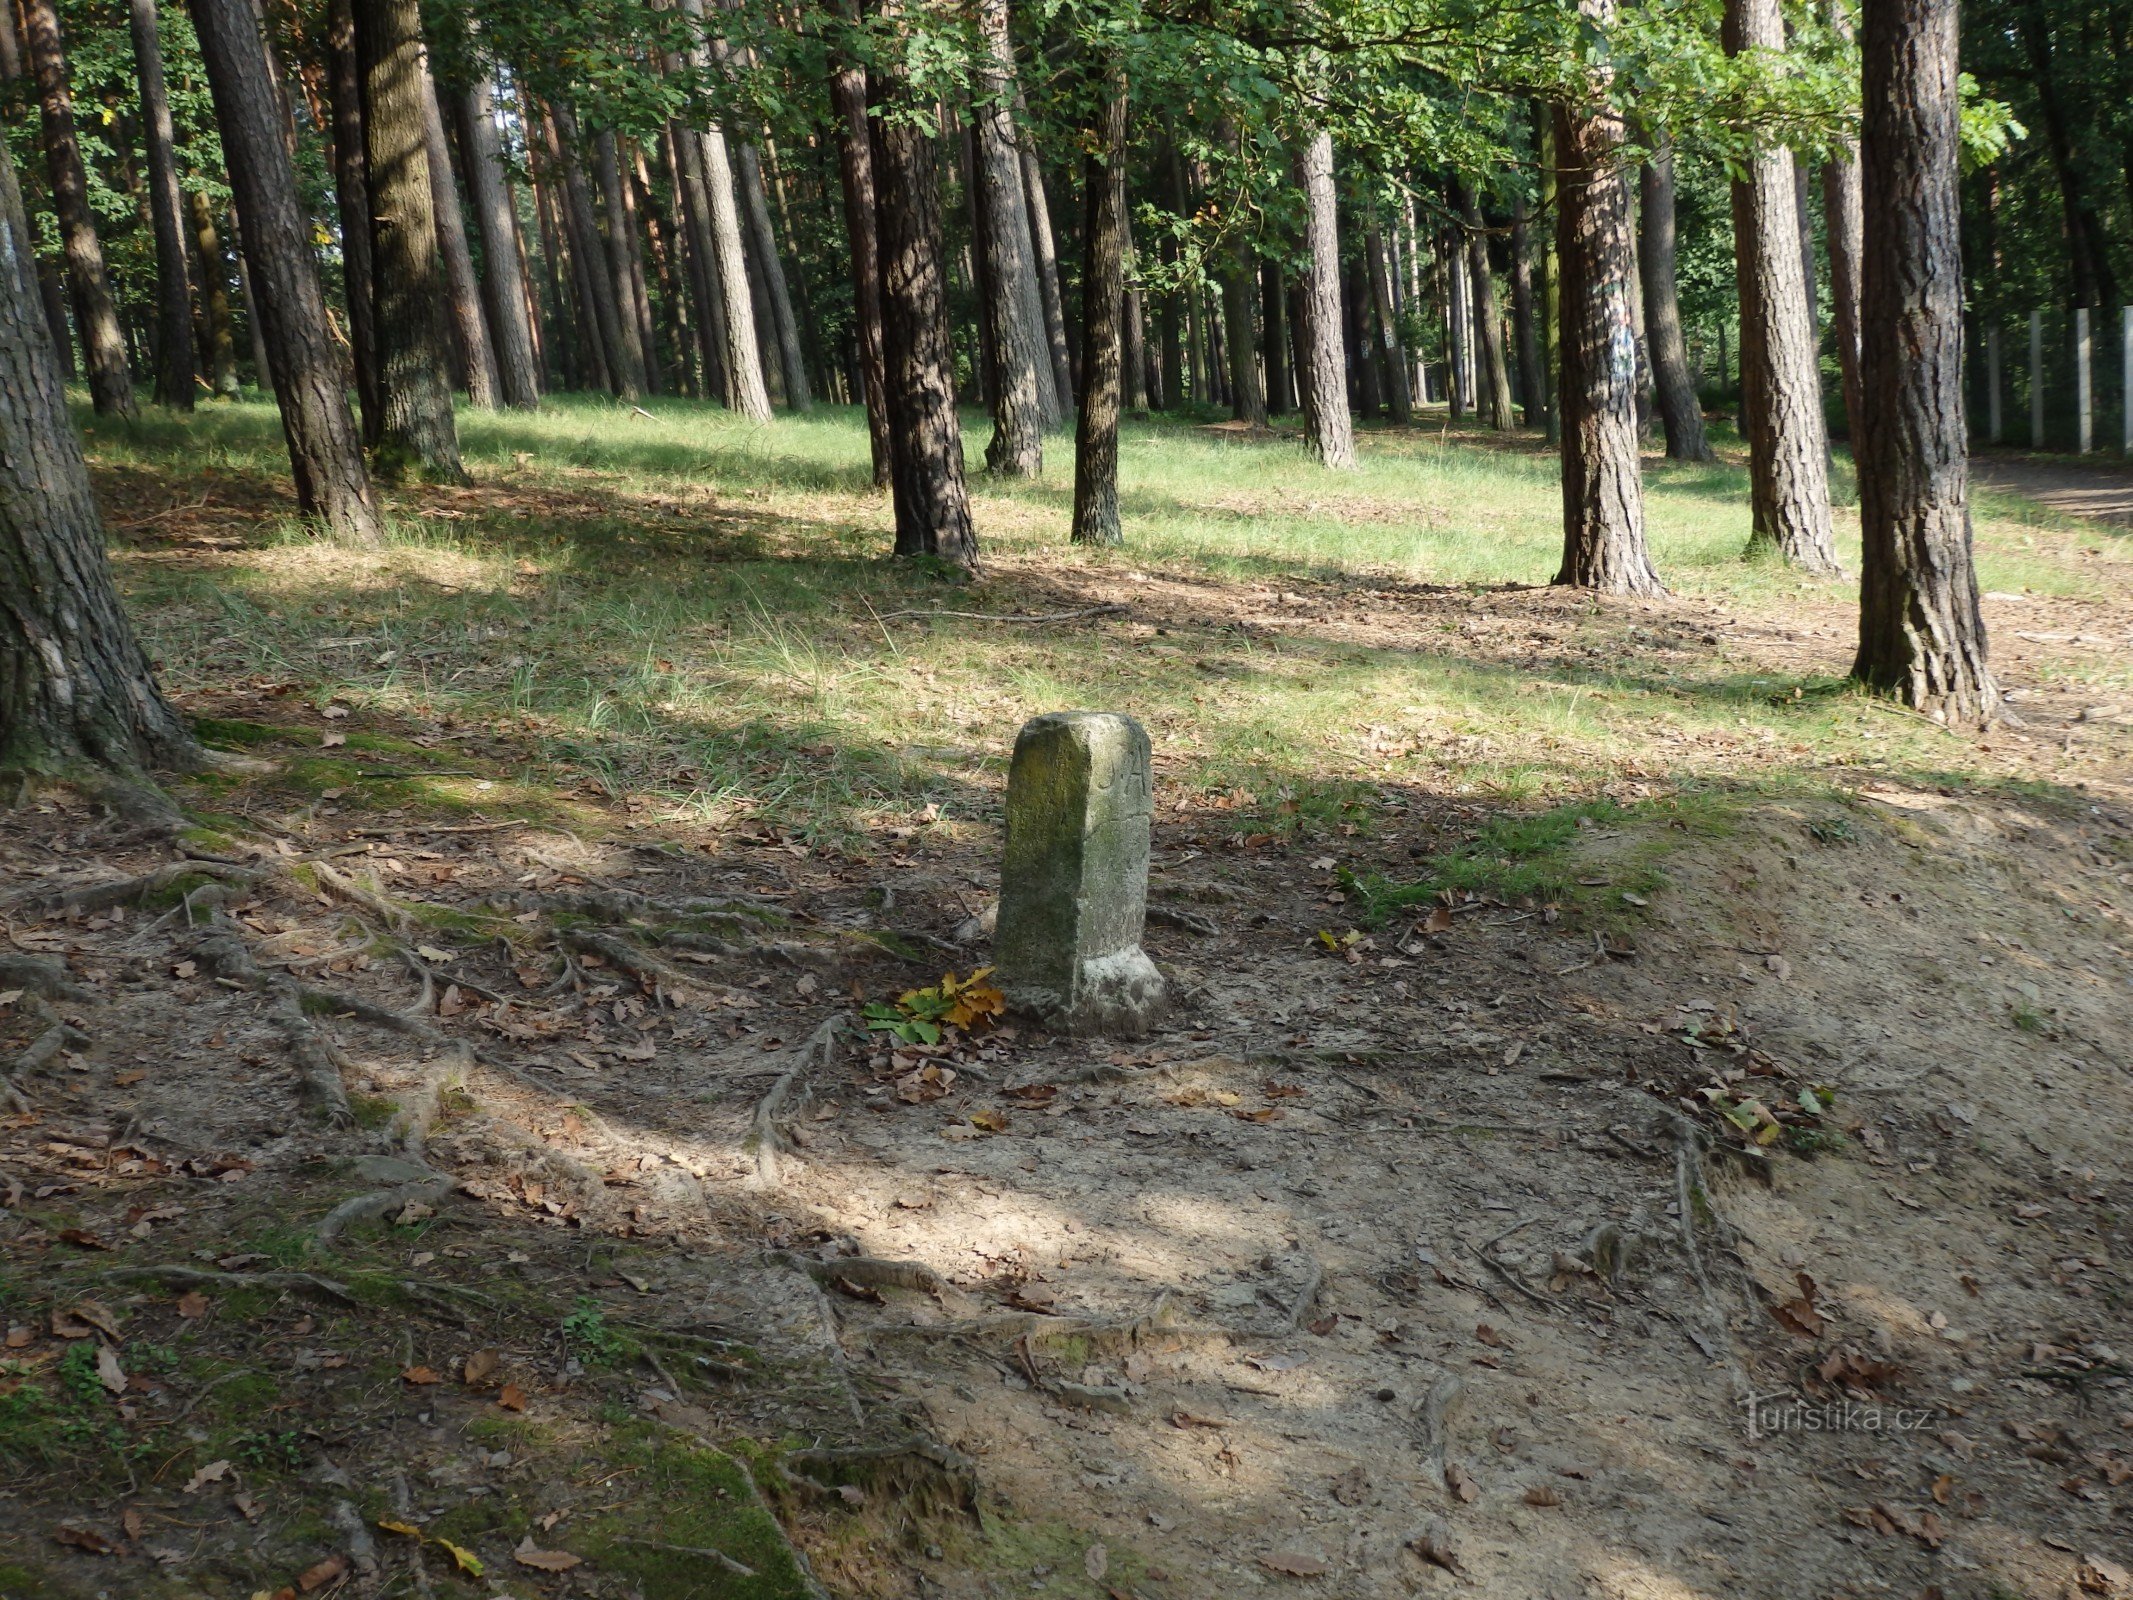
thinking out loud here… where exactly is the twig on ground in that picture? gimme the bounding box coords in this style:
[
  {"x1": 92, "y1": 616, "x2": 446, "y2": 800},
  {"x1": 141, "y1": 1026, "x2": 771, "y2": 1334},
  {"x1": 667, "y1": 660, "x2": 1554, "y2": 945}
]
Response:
[
  {"x1": 872, "y1": 603, "x2": 1126, "y2": 625},
  {"x1": 612, "y1": 1538, "x2": 756, "y2": 1577},
  {"x1": 100, "y1": 1264, "x2": 359, "y2": 1305},
  {"x1": 765, "y1": 1250, "x2": 947, "y2": 1296}
]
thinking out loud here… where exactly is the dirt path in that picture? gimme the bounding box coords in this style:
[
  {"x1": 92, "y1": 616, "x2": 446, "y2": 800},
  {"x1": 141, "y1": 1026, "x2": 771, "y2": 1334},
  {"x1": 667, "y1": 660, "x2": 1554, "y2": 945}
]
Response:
[{"x1": 1975, "y1": 453, "x2": 2133, "y2": 529}]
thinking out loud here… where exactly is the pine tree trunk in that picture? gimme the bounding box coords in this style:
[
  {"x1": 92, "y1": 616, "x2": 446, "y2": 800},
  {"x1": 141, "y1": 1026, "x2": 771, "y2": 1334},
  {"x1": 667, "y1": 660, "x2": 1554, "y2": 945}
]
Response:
[
  {"x1": 869, "y1": 38, "x2": 976, "y2": 566},
  {"x1": 1509, "y1": 195, "x2": 1545, "y2": 429},
  {"x1": 543, "y1": 106, "x2": 628, "y2": 398},
  {"x1": 352, "y1": 0, "x2": 464, "y2": 482},
  {"x1": 1853, "y1": 0, "x2": 1996, "y2": 725},
  {"x1": 1552, "y1": 11, "x2": 1661, "y2": 598},
  {"x1": 1017, "y1": 101, "x2": 1074, "y2": 412},
  {"x1": 189, "y1": 0, "x2": 379, "y2": 540},
  {"x1": 1293, "y1": 130, "x2": 1355, "y2": 468},
  {"x1": 186, "y1": 187, "x2": 240, "y2": 397},
  {"x1": 1725, "y1": 0, "x2": 1838, "y2": 571},
  {"x1": 1071, "y1": 62, "x2": 1127, "y2": 547},
  {"x1": 1821, "y1": 0, "x2": 1865, "y2": 445},
  {"x1": 1364, "y1": 224, "x2": 1411, "y2": 425},
  {"x1": 1222, "y1": 232, "x2": 1267, "y2": 427},
  {"x1": 323, "y1": 0, "x2": 378, "y2": 439},
  {"x1": 663, "y1": 116, "x2": 727, "y2": 405},
  {"x1": 129, "y1": 0, "x2": 193, "y2": 410},
  {"x1": 23, "y1": 0, "x2": 132, "y2": 416},
  {"x1": 971, "y1": 0, "x2": 1049, "y2": 470},
  {"x1": 736, "y1": 140, "x2": 809, "y2": 410},
  {"x1": 1262, "y1": 261, "x2": 1289, "y2": 412},
  {"x1": 763, "y1": 142, "x2": 825, "y2": 398},
  {"x1": 590, "y1": 129, "x2": 651, "y2": 397},
  {"x1": 1445, "y1": 225, "x2": 1471, "y2": 418},
  {"x1": 1637, "y1": 137, "x2": 1713, "y2": 461},
  {"x1": 826, "y1": 26, "x2": 888, "y2": 479},
  {"x1": 420, "y1": 54, "x2": 498, "y2": 408},
  {"x1": 454, "y1": 70, "x2": 540, "y2": 407},
  {"x1": 2016, "y1": 1, "x2": 2115, "y2": 307},
  {"x1": 1346, "y1": 256, "x2": 1380, "y2": 421},
  {"x1": 699, "y1": 123, "x2": 771, "y2": 420},
  {"x1": 228, "y1": 205, "x2": 275, "y2": 393},
  {"x1": 619, "y1": 145, "x2": 665, "y2": 394},
  {"x1": 1453, "y1": 187, "x2": 1513, "y2": 429},
  {"x1": 0, "y1": 140, "x2": 196, "y2": 784}
]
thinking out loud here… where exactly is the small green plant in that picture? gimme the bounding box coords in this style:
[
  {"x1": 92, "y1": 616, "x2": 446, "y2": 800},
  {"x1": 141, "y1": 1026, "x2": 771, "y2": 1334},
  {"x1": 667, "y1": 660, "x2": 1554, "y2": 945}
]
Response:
[
  {"x1": 1806, "y1": 816, "x2": 1856, "y2": 845},
  {"x1": 863, "y1": 969, "x2": 1004, "y2": 1048},
  {"x1": 232, "y1": 1428, "x2": 306, "y2": 1471},
  {"x1": 562, "y1": 1297, "x2": 628, "y2": 1368},
  {"x1": 2011, "y1": 1003, "x2": 2047, "y2": 1035},
  {"x1": 55, "y1": 1341, "x2": 103, "y2": 1406}
]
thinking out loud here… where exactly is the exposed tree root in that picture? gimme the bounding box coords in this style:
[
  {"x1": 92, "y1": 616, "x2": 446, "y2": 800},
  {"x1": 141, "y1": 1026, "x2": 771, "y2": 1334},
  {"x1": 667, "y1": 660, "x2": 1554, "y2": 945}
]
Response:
[
  {"x1": 1146, "y1": 904, "x2": 1219, "y2": 936},
  {"x1": 189, "y1": 927, "x2": 354, "y2": 1128},
  {"x1": 559, "y1": 927, "x2": 698, "y2": 996},
  {"x1": 743, "y1": 1016, "x2": 845, "y2": 1188},
  {"x1": 612, "y1": 1537, "x2": 756, "y2": 1578},
  {"x1": 100, "y1": 1264, "x2": 359, "y2": 1305},
  {"x1": 0, "y1": 955, "x2": 86, "y2": 1001},
  {"x1": 502, "y1": 886, "x2": 782, "y2": 927},
  {"x1": 316, "y1": 1175, "x2": 457, "y2": 1243},
  {"x1": 1281, "y1": 1257, "x2": 1325, "y2": 1332},
  {"x1": 4, "y1": 859, "x2": 258, "y2": 916},
  {"x1": 875, "y1": 1292, "x2": 1205, "y2": 1356},
  {"x1": 1414, "y1": 1372, "x2": 1466, "y2": 1493},
  {"x1": 309, "y1": 859, "x2": 413, "y2": 931},
  {"x1": 781, "y1": 1437, "x2": 981, "y2": 1521},
  {"x1": 1655, "y1": 1110, "x2": 1750, "y2": 1397},
  {"x1": 766, "y1": 1250, "x2": 948, "y2": 1297}
]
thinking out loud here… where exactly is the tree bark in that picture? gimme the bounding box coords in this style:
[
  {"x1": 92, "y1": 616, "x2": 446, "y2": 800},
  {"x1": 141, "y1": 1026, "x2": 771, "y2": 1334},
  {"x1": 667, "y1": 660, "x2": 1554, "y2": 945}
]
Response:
[
  {"x1": 543, "y1": 105, "x2": 630, "y2": 398},
  {"x1": 189, "y1": 0, "x2": 380, "y2": 540},
  {"x1": 736, "y1": 142, "x2": 808, "y2": 411},
  {"x1": 420, "y1": 53, "x2": 498, "y2": 408},
  {"x1": 2017, "y1": 0, "x2": 2116, "y2": 309},
  {"x1": 827, "y1": 15, "x2": 889, "y2": 481},
  {"x1": 1293, "y1": 130, "x2": 1355, "y2": 468},
  {"x1": 1364, "y1": 223, "x2": 1411, "y2": 426},
  {"x1": 971, "y1": 0, "x2": 1049, "y2": 471},
  {"x1": 1071, "y1": 61, "x2": 1127, "y2": 546},
  {"x1": 1637, "y1": 137, "x2": 1713, "y2": 460},
  {"x1": 129, "y1": 0, "x2": 194, "y2": 410},
  {"x1": 662, "y1": 111, "x2": 727, "y2": 404},
  {"x1": 187, "y1": 187, "x2": 240, "y2": 397},
  {"x1": 1852, "y1": 0, "x2": 1996, "y2": 725},
  {"x1": 870, "y1": 42, "x2": 976, "y2": 566},
  {"x1": 454, "y1": 69, "x2": 539, "y2": 407},
  {"x1": 591, "y1": 130, "x2": 652, "y2": 396},
  {"x1": 1509, "y1": 194, "x2": 1545, "y2": 429},
  {"x1": 1262, "y1": 260, "x2": 1290, "y2": 412},
  {"x1": 1820, "y1": 3, "x2": 1864, "y2": 445},
  {"x1": 673, "y1": 0, "x2": 770, "y2": 422},
  {"x1": 1552, "y1": 4, "x2": 1661, "y2": 597},
  {"x1": 322, "y1": 0, "x2": 378, "y2": 437},
  {"x1": 1016, "y1": 98, "x2": 1074, "y2": 413},
  {"x1": 0, "y1": 141, "x2": 197, "y2": 785},
  {"x1": 352, "y1": 0, "x2": 465, "y2": 482},
  {"x1": 1724, "y1": 0, "x2": 1838, "y2": 571},
  {"x1": 23, "y1": 0, "x2": 132, "y2": 416},
  {"x1": 1455, "y1": 187, "x2": 1513, "y2": 431}
]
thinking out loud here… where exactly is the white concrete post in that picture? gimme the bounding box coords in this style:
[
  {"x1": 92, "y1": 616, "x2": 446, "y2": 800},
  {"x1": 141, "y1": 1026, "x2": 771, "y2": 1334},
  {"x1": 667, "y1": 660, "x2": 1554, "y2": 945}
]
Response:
[
  {"x1": 2030, "y1": 310, "x2": 2046, "y2": 449},
  {"x1": 2076, "y1": 307, "x2": 2093, "y2": 453}
]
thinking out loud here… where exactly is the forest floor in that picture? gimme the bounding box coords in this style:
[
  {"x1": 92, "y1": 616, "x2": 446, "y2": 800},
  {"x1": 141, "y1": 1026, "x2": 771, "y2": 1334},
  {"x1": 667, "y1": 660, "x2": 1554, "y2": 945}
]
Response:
[{"x1": 3, "y1": 398, "x2": 2131, "y2": 1600}]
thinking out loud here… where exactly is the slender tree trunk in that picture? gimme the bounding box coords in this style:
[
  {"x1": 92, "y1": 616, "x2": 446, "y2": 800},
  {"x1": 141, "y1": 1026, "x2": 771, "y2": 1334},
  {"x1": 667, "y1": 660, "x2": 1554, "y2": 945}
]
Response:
[
  {"x1": 1070, "y1": 61, "x2": 1127, "y2": 546},
  {"x1": 622, "y1": 144, "x2": 666, "y2": 394},
  {"x1": 129, "y1": 0, "x2": 193, "y2": 409},
  {"x1": 1453, "y1": 189, "x2": 1511, "y2": 430},
  {"x1": 1552, "y1": 4, "x2": 1661, "y2": 597},
  {"x1": 189, "y1": 0, "x2": 379, "y2": 539},
  {"x1": 454, "y1": 69, "x2": 539, "y2": 407},
  {"x1": 586, "y1": 128, "x2": 650, "y2": 397},
  {"x1": 1821, "y1": 0, "x2": 1865, "y2": 445},
  {"x1": 2017, "y1": 0, "x2": 2115, "y2": 308},
  {"x1": 228, "y1": 206, "x2": 274, "y2": 392},
  {"x1": 1293, "y1": 130, "x2": 1355, "y2": 468},
  {"x1": 1853, "y1": 0, "x2": 1995, "y2": 724},
  {"x1": 826, "y1": 19, "x2": 888, "y2": 479},
  {"x1": 352, "y1": 0, "x2": 464, "y2": 482},
  {"x1": 734, "y1": 141, "x2": 809, "y2": 411},
  {"x1": 972, "y1": 0, "x2": 1052, "y2": 461},
  {"x1": 1445, "y1": 226, "x2": 1471, "y2": 418},
  {"x1": 420, "y1": 54, "x2": 498, "y2": 407},
  {"x1": 187, "y1": 188, "x2": 240, "y2": 397},
  {"x1": 323, "y1": 0, "x2": 378, "y2": 438},
  {"x1": 543, "y1": 106, "x2": 628, "y2": 398},
  {"x1": 0, "y1": 142, "x2": 198, "y2": 785},
  {"x1": 1017, "y1": 97, "x2": 1073, "y2": 412},
  {"x1": 1725, "y1": 0, "x2": 1838, "y2": 571},
  {"x1": 1364, "y1": 223, "x2": 1411, "y2": 425},
  {"x1": 1637, "y1": 136, "x2": 1713, "y2": 461},
  {"x1": 23, "y1": 0, "x2": 132, "y2": 415},
  {"x1": 1124, "y1": 221, "x2": 1150, "y2": 414},
  {"x1": 662, "y1": 114, "x2": 726, "y2": 404},
  {"x1": 870, "y1": 34, "x2": 976, "y2": 565},
  {"x1": 532, "y1": 121, "x2": 606, "y2": 392},
  {"x1": 1509, "y1": 195, "x2": 1545, "y2": 428},
  {"x1": 763, "y1": 141, "x2": 826, "y2": 399},
  {"x1": 1262, "y1": 261, "x2": 1290, "y2": 412}
]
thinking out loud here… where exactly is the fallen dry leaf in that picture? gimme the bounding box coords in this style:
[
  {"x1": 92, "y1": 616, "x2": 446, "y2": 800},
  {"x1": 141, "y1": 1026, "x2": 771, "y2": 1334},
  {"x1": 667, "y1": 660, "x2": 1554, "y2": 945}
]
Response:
[
  {"x1": 297, "y1": 1553, "x2": 348, "y2": 1591},
  {"x1": 95, "y1": 1344, "x2": 125, "y2": 1394},
  {"x1": 176, "y1": 1292, "x2": 210, "y2": 1319},
  {"x1": 513, "y1": 1538, "x2": 583, "y2": 1573},
  {"x1": 497, "y1": 1382, "x2": 528, "y2": 1412},
  {"x1": 1446, "y1": 1462, "x2": 1479, "y2": 1504},
  {"x1": 1523, "y1": 1485, "x2": 1563, "y2": 1507},
  {"x1": 463, "y1": 1349, "x2": 501, "y2": 1386},
  {"x1": 435, "y1": 1538, "x2": 483, "y2": 1577},
  {"x1": 401, "y1": 1365, "x2": 442, "y2": 1386},
  {"x1": 1084, "y1": 1542, "x2": 1107, "y2": 1582},
  {"x1": 184, "y1": 1459, "x2": 233, "y2": 1494},
  {"x1": 52, "y1": 1524, "x2": 117, "y2": 1556}
]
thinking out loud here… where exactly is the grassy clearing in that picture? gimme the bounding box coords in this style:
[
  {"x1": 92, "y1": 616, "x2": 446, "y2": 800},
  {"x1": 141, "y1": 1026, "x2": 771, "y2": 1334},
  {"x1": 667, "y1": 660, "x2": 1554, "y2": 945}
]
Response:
[{"x1": 94, "y1": 395, "x2": 2128, "y2": 862}]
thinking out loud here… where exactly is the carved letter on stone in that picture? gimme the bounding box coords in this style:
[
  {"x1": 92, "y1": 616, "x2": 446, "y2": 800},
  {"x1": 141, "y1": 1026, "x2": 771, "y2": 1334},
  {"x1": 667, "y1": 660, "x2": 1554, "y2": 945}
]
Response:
[{"x1": 995, "y1": 711, "x2": 1166, "y2": 1036}]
